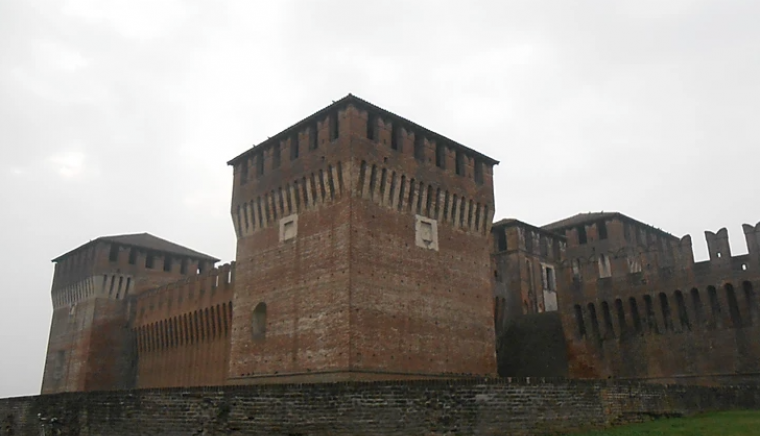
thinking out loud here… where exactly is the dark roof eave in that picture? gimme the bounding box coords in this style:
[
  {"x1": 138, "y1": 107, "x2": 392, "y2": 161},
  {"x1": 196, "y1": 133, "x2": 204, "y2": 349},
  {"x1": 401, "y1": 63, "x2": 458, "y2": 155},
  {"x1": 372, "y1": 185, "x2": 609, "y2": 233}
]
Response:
[
  {"x1": 51, "y1": 236, "x2": 220, "y2": 263},
  {"x1": 543, "y1": 212, "x2": 679, "y2": 241},
  {"x1": 493, "y1": 218, "x2": 567, "y2": 241},
  {"x1": 226, "y1": 94, "x2": 500, "y2": 167}
]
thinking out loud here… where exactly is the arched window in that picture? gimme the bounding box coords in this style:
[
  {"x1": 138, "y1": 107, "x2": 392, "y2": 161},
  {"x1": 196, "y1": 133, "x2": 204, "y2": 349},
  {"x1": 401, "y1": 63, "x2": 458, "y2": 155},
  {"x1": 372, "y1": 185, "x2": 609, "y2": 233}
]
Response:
[
  {"x1": 601, "y1": 301, "x2": 615, "y2": 339},
  {"x1": 615, "y1": 299, "x2": 627, "y2": 337},
  {"x1": 588, "y1": 303, "x2": 601, "y2": 340},
  {"x1": 744, "y1": 281, "x2": 758, "y2": 326},
  {"x1": 707, "y1": 286, "x2": 722, "y2": 328},
  {"x1": 690, "y1": 288, "x2": 705, "y2": 327},
  {"x1": 252, "y1": 302, "x2": 268, "y2": 340},
  {"x1": 574, "y1": 304, "x2": 586, "y2": 338},
  {"x1": 726, "y1": 283, "x2": 742, "y2": 328},
  {"x1": 629, "y1": 297, "x2": 642, "y2": 334},
  {"x1": 643, "y1": 295, "x2": 659, "y2": 334},
  {"x1": 659, "y1": 292, "x2": 673, "y2": 331},
  {"x1": 674, "y1": 291, "x2": 690, "y2": 331}
]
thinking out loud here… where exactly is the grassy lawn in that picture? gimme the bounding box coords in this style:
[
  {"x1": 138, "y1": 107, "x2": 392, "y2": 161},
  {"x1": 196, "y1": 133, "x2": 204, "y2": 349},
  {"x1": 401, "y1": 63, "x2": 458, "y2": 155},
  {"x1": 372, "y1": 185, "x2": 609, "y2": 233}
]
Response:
[{"x1": 574, "y1": 411, "x2": 760, "y2": 435}]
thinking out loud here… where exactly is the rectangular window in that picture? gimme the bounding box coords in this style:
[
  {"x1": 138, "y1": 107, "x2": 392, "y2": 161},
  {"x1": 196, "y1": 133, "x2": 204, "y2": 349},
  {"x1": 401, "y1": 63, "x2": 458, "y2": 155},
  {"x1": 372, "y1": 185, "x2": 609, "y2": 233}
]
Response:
[
  {"x1": 435, "y1": 143, "x2": 446, "y2": 169},
  {"x1": 330, "y1": 112, "x2": 339, "y2": 140},
  {"x1": 310, "y1": 122, "x2": 319, "y2": 150},
  {"x1": 496, "y1": 230, "x2": 507, "y2": 251},
  {"x1": 391, "y1": 124, "x2": 400, "y2": 151},
  {"x1": 180, "y1": 258, "x2": 188, "y2": 274},
  {"x1": 544, "y1": 266, "x2": 555, "y2": 291},
  {"x1": 414, "y1": 134, "x2": 425, "y2": 161},
  {"x1": 239, "y1": 160, "x2": 248, "y2": 185},
  {"x1": 474, "y1": 160, "x2": 484, "y2": 185},
  {"x1": 272, "y1": 145, "x2": 281, "y2": 169},
  {"x1": 163, "y1": 255, "x2": 172, "y2": 272},
  {"x1": 455, "y1": 150, "x2": 465, "y2": 176},
  {"x1": 128, "y1": 248, "x2": 137, "y2": 265},
  {"x1": 290, "y1": 134, "x2": 299, "y2": 160},
  {"x1": 108, "y1": 244, "x2": 119, "y2": 262},
  {"x1": 256, "y1": 154, "x2": 264, "y2": 176},
  {"x1": 366, "y1": 113, "x2": 376, "y2": 140},
  {"x1": 577, "y1": 225, "x2": 587, "y2": 244},
  {"x1": 145, "y1": 252, "x2": 155, "y2": 269},
  {"x1": 598, "y1": 220, "x2": 608, "y2": 240}
]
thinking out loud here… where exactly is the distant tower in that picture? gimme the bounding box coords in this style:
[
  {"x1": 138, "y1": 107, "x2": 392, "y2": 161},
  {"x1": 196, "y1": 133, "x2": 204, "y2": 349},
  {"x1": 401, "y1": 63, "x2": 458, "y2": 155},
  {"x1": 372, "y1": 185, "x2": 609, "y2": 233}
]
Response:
[
  {"x1": 227, "y1": 95, "x2": 499, "y2": 383},
  {"x1": 41, "y1": 233, "x2": 218, "y2": 394}
]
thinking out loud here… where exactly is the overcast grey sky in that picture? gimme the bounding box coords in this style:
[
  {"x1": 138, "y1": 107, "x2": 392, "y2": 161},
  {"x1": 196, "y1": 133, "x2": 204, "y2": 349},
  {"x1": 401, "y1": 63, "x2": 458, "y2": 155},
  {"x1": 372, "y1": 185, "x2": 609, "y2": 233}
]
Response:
[{"x1": 2, "y1": 0, "x2": 759, "y2": 398}]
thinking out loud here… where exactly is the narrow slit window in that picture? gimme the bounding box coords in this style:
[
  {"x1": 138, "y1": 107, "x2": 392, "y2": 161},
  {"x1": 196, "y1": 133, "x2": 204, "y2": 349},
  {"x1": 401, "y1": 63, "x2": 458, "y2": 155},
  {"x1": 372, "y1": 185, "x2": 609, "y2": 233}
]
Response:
[
  {"x1": 256, "y1": 154, "x2": 264, "y2": 176},
  {"x1": 496, "y1": 229, "x2": 507, "y2": 251},
  {"x1": 435, "y1": 143, "x2": 446, "y2": 169},
  {"x1": 272, "y1": 144, "x2": 281, "y2": 169},
  {"x1": 708, "y1": 286, "x2": 721, "y2": 328},
  {"x1": 601, "y1": 301, "x2": 615, "y2": 338},
  {"x1": 726, "y1": 283, "x2": 742, "y2": 328},
  {"x1": 691, "y1": 288, "x2": 705, "y2": 327},
  {"x1": 455, "y1": 150, "x2": 464, "y2": 176},
  {"x1": 474, "y1": 160, "x2": 484, "y2": 185},
  {"x1": 659, "y1": 292, "x2": 673, "y2": 331},
  {"x1": 366, "y1": 113, "x2": 376, "y2": 140},
  {"x1": 629, "y1": 297, "x2": 642, "y2": 333},
  {"x1": 675, "y1": 290, "x2": 691, "y2": 330},
  {"x1": 330, "y1": 112, "x2": 339, "y2": 140},
  {"x1": 578, "y1": 225, "x2": 588, "y2": 244},
  {"x1": 598, "y1": 220, "x2": 608, "y2": 240},
  {"x1": 588, "y1": 303, "x2": 601, "y2": 339},
  {"x1": 290, "y1": 133, "x2": 299, "y2": 160},
  {"x1": 109, "y1": 244, "x2": 119, "y2": 262},
  {"x1": 310, "y1": 122, "x2": 319, "y2": 150},
  {"x1": 744, "y1": 281, "x2": 757, "y2": 326},
  {"x1": 574, "y1": 304, "x2": 586, "y2": 337},
  {"x1": 239, "y1": 160, "x2": 248, "y2": 185},
  {"x1": 643, "y1": 295, "x2": 659, "y2": 333},
  {"x1": 391, "y1": 124, "x2": 400, "y2": 150},
  {"x1": 414, "y1": 134, "x2": 425, "y2": 161},
  {"x1": 615, "y1": 299, "x2": 627, "y2": 336}
]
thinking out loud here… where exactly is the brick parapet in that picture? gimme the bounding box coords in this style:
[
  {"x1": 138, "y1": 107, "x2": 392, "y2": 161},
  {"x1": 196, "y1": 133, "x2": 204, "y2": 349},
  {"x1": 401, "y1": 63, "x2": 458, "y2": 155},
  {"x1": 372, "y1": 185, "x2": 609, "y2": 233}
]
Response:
[{"x1": 3, "y1": 378, "x2": 760, "y2": 435}]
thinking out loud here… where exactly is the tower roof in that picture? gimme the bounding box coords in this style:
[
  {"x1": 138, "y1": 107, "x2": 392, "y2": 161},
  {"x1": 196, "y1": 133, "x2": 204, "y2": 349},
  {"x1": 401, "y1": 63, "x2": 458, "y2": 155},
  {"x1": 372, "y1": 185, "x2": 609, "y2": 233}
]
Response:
[
  {"x1": 227, "y1": 93, "x2": 500, "y2": 167},
  {"x1": 51, "y1": 232, "x2": 219, "y2": 263}
]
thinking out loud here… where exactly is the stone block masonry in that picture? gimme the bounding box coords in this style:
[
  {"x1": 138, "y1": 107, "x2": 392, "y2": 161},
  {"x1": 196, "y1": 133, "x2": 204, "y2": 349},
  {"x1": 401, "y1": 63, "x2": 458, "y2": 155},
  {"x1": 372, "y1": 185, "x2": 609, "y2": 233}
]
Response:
[{"x1": 2, "y1": 378, "x2": 759, "y2": 435}]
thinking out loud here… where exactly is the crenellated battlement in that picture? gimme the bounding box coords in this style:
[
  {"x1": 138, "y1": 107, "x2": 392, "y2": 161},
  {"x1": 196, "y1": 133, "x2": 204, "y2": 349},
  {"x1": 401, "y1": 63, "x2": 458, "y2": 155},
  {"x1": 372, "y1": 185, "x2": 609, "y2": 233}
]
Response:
[
  {"x1": 743, "y1": 221, "x2": 760, "y2": 259},
  {"x1": 558, "y1": 222, "x2": 760, "y2": 284},
  {"x1": 135, "y1": 262, "x2": 235, "y2": 309}
]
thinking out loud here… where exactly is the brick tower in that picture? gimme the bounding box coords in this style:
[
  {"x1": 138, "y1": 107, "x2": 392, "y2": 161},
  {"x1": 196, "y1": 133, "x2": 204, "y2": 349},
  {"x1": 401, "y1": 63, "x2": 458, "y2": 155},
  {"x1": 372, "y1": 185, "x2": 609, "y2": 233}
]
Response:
[
  {"x1": 227, "y1": 95, "x2": 499, "y2": 383},
  {"x1": 41, "y1": 233, "x2": 218, "y2": 394}
]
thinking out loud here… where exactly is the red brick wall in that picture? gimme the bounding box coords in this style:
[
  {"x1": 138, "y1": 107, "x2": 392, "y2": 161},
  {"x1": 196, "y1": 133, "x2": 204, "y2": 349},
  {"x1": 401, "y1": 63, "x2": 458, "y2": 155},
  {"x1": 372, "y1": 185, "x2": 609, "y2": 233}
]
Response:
[
  {"x1": 42, "y1": 240, "x2": 217, "y2": 394},
  {"x1": 228, "y1": 100, "x2": 498, "y2": 382},
  {"x1": 557, "y1": 218, "x2": 760, "y2": 383},
  {"x1": 133, "y1": 263, "x2": 234, "y2": 388}
]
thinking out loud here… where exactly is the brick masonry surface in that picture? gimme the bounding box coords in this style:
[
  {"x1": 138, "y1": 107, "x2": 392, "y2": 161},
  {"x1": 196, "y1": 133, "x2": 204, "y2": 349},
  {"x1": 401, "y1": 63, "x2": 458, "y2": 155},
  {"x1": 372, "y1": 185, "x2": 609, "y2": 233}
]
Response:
[{"x1": 1, "y1": 378, "x2": 759, "y2": 436}]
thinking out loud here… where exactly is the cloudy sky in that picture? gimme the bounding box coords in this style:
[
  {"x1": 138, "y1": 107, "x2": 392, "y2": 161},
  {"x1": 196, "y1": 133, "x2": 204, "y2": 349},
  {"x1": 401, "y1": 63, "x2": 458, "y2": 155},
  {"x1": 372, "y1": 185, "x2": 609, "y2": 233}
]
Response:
[{"x1": 1, "y1": 0, "x2": 759, "y2": 397}]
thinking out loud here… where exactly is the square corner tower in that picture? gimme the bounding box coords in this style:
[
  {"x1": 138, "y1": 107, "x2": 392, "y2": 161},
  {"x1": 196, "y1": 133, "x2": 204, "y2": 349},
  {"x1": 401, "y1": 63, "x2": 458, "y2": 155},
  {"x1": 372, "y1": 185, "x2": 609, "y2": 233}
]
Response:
[{"x1": 227, "y1": 95, "x2": 498, "y2": 383}]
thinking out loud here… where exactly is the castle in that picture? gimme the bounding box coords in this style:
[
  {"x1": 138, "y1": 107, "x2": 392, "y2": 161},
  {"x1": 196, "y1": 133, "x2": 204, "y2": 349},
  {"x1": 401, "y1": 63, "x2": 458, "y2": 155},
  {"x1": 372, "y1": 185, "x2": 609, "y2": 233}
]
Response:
[{"x1": 40, "y1": 95, "x2": 760, "y2": 394}]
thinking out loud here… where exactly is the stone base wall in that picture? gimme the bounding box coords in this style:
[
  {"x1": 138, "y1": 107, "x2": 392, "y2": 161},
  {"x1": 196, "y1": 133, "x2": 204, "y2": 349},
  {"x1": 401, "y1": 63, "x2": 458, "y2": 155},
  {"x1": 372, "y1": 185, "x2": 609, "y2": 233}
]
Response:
[{"x1": 1, "y1": 378, "x2": 759, "y2": 436}]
